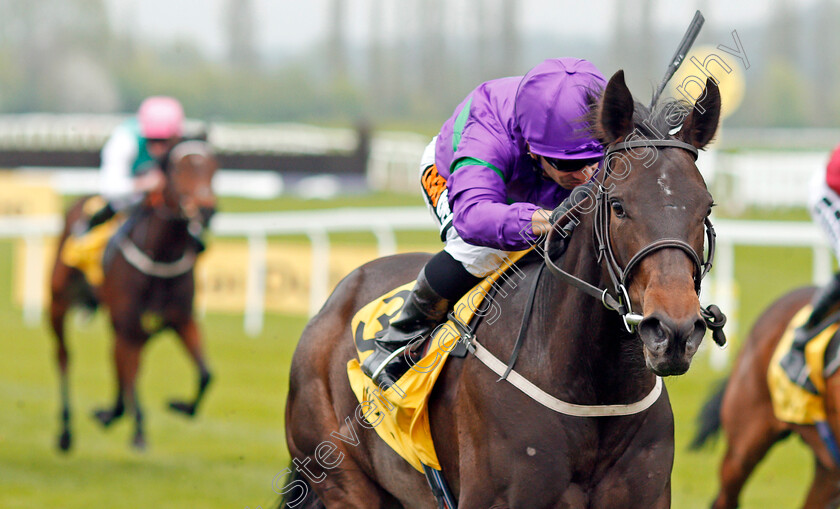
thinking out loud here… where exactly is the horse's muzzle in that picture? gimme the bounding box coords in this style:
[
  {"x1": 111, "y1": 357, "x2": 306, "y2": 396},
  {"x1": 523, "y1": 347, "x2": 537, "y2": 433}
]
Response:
[
  {"x1": 198, "y1": 206, "x2": 216, "y2": 227},
  {"x1": 638, "y1": 312, "x2": 706, "y2": 376}
]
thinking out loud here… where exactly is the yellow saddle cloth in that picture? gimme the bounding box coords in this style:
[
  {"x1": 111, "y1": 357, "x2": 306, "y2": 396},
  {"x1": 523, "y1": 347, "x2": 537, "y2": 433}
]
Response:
[
  {"x1": 768, "y1": 306, "x2": 839, "y2": 424},
  {"x1": 346, "y1": 249, "x2": 531, "y2": 472},
  {"x1": 60, "y1": 197, "x2": 122, "y2": 287}
]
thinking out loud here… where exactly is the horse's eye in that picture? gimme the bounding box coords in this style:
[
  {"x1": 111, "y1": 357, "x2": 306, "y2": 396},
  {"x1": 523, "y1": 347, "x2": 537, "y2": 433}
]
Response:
[
  {"x1": 610, "y1": 199, "x2": 626, "y2": 218},
  {"x1": 707, "y1": 202, "x2": 716, "y2": 217}
]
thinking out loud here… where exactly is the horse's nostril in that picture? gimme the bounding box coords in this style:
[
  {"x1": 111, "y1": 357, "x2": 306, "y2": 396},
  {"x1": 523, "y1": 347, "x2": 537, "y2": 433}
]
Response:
[
  {"x1": 639, "y1": 317, "x2": 672, "y2": 354},
  {"x1": 693, "y1": 318, "x2": 707, "y2": 338},
  {"x1": 685, "y1": 318, "x2": 707, "y2": 353}
]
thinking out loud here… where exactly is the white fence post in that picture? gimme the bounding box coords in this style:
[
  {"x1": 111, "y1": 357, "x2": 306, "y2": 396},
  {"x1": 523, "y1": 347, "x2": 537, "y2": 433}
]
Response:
[
  {"x1": 710, "y1": 239, "x2": 736, "y2": 371},
  {"x1": 1, "y1": 213, "x2": 833, "y2": 345},
  {"x1": 813, "y1": 244, "x2": 833, "y2": 284},
  {"x1": 23, "y1": 235, "x2": 46, "y2": 326},
  {"x1": 307, "y1": 229, "x2": 330, "y2": 317},
  {"x1": 373, "y1": 226, "x2": 397, "y2": 258},
  {"x1": 244, "y1": 233, "x2": 267, "y2": 337}
]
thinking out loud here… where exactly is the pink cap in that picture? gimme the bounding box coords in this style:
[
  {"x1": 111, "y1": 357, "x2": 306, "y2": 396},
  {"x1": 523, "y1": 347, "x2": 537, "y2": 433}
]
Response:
[{"x1": 138, "y1": 96, "x2": 184, "y2": 139}]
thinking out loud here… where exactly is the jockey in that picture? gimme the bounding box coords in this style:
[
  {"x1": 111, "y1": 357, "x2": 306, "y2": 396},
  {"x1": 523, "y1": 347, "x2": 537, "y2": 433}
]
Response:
[
  {"x1": 78, "y1": 96, "x2": 185, "y2": 233},
  {"x1": 783, "y1": 144, "x2": 840, "y2": 382},
  {"x1": 362, "y1": 58, "x2": 607, "y2": 386}
]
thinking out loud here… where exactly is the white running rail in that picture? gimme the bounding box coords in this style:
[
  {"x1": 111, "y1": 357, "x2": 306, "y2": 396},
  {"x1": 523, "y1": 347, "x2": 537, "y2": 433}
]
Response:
[{"x1": 0, "y1": 211, "x2": 831, "y2": 371}]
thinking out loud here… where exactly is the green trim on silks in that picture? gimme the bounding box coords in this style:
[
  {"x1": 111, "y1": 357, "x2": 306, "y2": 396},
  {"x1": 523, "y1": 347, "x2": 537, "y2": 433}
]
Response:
[
  {"x1": 452, "y1": 97, "x2": 473, "y2": 152},
  {"x1": 451, "y1": 157, "x2": 506, "y2": 183},
  {"x1": 124, "y1": 118, "x2": 157, "y2": 176}
]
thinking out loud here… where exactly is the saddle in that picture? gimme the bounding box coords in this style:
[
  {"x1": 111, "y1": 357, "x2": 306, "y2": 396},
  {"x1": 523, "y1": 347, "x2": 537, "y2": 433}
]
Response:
[
  {"x1": 768, "y1": 306, "x2": 840, "y2": 424},
  {"x1": 346, "y1": 249, "x2": 531, "y2": 472},
  {"x1": 61, "y1": 197, "x2": 126, "y2": 287}
]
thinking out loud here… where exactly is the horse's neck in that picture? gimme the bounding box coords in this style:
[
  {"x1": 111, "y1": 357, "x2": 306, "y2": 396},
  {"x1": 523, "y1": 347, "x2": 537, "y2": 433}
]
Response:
[
  {"x1": 130, "y1": 208, "x2": 189, "y2": 262},
  {"x1": 518, "y1": 214, "x2": 652, "y2": 403}
]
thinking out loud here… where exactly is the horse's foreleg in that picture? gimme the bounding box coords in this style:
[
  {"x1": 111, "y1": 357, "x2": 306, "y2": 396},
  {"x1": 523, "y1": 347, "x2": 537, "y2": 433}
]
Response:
[
  {"x1": 801, "y1": 458, "x2": 840, "y2": 508},
  {"x1": 713, "y1": 404, "x2": 785, "y2": 509},
  {"x1": 169, "y1": 317, "x2": 212, "y2": 417},
  {"x1": 93, "y1": 337, "x2": 145, "y2": 449},
  {"x1": 117, "y1": 338, "x2": 145, "y2": 450},
  {"x1": 50, "y1": 298, "x2": 72, "y2": 452}
]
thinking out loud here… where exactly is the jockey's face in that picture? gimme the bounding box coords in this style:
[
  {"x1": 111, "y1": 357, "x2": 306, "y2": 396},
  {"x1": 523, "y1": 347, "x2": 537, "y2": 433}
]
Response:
[
  {"x1": 535, "y1": 156, "x2": 598, "y2": 190},
  {"x1": 146, "y1": 137, "x2": 179, "y2": 159}
]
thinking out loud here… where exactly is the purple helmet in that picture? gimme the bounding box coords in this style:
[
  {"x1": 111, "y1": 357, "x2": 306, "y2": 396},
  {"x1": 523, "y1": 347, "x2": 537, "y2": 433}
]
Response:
[{"x1": 515, "y1": 58, "x2": 606, "y2": 160}]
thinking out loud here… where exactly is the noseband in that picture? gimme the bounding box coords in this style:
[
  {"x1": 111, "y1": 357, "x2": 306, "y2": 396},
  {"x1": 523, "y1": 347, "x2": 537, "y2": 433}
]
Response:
[{"x1": 544, "y1": 138, "x2": 727, "y2": 346}]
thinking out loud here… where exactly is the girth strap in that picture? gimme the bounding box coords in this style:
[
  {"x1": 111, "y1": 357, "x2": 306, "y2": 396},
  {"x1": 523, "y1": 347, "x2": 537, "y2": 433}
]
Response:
[
  {"x1": 422, "y1": 464, "x2": 457, "y2": 509},
  {"x1": 500, "y1": 263, "x2": 545, "y2": 381}
]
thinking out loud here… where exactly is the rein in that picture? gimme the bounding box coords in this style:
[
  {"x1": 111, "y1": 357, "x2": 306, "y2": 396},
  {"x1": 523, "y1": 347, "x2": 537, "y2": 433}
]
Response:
[
  {"x1": 545, "y1": 138, "x2": 727, "y2": 345},
  {"x1": 114, "y1": 141, "x2": 213, "y2": 279},
  {"x1": 457, "y1": 138, "x2": 727, "y2": 418}
]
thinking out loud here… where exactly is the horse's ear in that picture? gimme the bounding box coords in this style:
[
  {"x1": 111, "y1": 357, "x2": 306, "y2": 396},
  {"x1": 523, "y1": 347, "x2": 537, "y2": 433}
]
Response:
[
  {"x1": 598, "y1": 70, "x2": 635, "y2": 144},
  {"x1": 678, "y1": 77, "x2": 721, "y2": 149}
]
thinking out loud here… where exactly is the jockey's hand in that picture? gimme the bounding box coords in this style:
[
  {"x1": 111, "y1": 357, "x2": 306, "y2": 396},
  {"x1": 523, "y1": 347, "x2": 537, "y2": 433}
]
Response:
[
  {"x1": 531, "y1": 209, "x2": 551, "y2": 235},
  {"x1": 549, "y1": 181, "x2": 596, "y2": 226},
  {"x1": 134, "y1": 167, "x2": 166, "y2": 194}
]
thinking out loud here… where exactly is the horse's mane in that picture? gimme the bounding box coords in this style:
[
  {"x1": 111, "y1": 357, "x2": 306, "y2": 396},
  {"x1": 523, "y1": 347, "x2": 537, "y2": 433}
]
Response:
[
  {"x1": 580, "y1": 87, "x2": 692, "y2": 142},
  {"x1": 628, "y1": 98, "x2": 692, "y2": 139}
]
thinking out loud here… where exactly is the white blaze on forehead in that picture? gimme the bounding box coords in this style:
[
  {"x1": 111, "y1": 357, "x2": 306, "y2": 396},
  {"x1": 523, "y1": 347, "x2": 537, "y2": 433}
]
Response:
[{"x1": 657, "y1": 172, "x2": 672, "y2": 196}]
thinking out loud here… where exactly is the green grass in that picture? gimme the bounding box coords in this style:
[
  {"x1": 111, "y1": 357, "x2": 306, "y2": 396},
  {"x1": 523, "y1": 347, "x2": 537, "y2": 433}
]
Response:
[
  {"x1": 0, "y1": 196, "x2": 830, "y2": 507},
  {"x1": 0, "y1": 240, "x2": 304, "y2": 509}
]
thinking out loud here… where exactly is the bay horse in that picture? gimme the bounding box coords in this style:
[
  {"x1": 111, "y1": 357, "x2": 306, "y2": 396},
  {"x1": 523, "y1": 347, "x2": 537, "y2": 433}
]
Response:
[
  {"x1": 691, "y1": 286, "x2": 840, "y2": 508},
  {"x1": 282, "y1": 71, "x2": 722, "y2": 508},
  {"x1": 49, "y1": 140, "x2": 218, "y2": 451}
]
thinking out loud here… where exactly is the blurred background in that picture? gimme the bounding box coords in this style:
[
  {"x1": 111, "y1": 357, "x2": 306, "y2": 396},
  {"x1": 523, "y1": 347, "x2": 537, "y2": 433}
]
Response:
[
  {"x1": 2, "y1": 0, "x2": 838, "y2": 127},
  {"x1": 0, "y1": 0, "x2": 837, "y2": 508}
]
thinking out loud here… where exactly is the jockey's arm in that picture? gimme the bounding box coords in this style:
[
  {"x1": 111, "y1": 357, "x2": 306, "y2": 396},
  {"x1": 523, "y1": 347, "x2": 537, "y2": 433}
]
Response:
[
  {"x1": 100, "y1": 127, "x2": 165, "y2": 207},
  {"x1": 448, "y1": 162, "x2": 544, "y2": 251},
  {"x1": 133, "y1": 166, "x2": 166, "y2": 193},
  {"x1": 99, "y1": 127, "x2": 140, "y2": 207}
]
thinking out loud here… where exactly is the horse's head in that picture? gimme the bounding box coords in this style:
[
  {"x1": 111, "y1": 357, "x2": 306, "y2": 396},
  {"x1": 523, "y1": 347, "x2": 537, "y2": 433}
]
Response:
[
  {"x1": 593, "y1": 70, "x2": 720, "y2": 376},
  {"x1": 164, "y1": 140, "x2": 218, "y2": 227}
]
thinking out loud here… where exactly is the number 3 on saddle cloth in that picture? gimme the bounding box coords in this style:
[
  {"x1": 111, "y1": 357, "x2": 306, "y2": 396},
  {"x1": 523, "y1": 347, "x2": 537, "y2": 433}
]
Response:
[
  {"x1": 768, "y1": 305, "x2": 840, "y2": 462},
  {"x1": 346, "y1": 248, "x2": 531, "y2": 473},
  {"x1": 61, "y1": 196, "x2": 127, "y2": 287}
]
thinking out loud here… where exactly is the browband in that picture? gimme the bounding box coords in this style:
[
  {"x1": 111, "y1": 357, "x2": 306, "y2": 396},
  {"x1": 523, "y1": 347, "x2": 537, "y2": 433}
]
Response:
[{"x1": 606, "y1": 139, "x2": 699, "y2": 161}]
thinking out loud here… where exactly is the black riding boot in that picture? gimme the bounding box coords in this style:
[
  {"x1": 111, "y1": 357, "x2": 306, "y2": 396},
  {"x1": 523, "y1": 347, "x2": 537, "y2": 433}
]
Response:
[
  {"x1": 781, "y1": 272, "x2": 840, "y2": 392},
  {"x1": 361, "y1": 251, "x2": 482, "y2": 388},
  {"x1": 89, "y1": 202, "x2": 116, "y2": 229},
  {"x1": 361, "y1": 269, "x2": 451, "y2": 387},
  {"x1": 795, "y1": 272, "x2": 840, "y2": 346},
  {"x1": 73, "y1": 201, "x2": 116, "y2": 236}
]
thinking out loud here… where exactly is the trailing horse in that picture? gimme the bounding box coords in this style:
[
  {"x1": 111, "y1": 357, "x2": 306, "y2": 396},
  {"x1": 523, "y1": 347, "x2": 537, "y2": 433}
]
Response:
[
  {"x1": 49, "y1": 140, "x2": 217, "y2": 451},
  {"x1": 282, "y1": 71, "x2": 722, "y2": 508},
  {"x1": 691, "y1": 285, "x2": 840, "y2": 508}
]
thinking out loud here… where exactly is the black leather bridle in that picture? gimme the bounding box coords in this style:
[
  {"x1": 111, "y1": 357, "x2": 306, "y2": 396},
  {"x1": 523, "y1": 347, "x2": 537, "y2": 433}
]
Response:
[{"x1": 543, "y1": 137, "x2": 727, "y2": 346}]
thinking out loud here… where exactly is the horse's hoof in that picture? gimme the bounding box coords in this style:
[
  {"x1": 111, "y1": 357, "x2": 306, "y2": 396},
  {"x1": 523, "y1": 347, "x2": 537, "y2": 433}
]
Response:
[
  {"x1": 92, "y1": 409, "x2": 116, "y2": 427},
  {"x1": 168, "y1": 400, "x2": 196, "y2": 417},
  {"x1": 57, "y1": 431, "x2": 72, "y2": 452},
  {"x1": 132, "y1": 433, "x2": 147, "y2": 451}
]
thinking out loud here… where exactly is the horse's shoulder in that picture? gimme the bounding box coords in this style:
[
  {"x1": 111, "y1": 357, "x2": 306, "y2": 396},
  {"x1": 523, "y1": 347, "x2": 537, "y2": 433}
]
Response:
[
  {"x1": 321, "y1": 252, "x2": 433, "y2": 312},
  {"x1": 349, "y1": 252, "x2": 433, "y2": 286}
]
